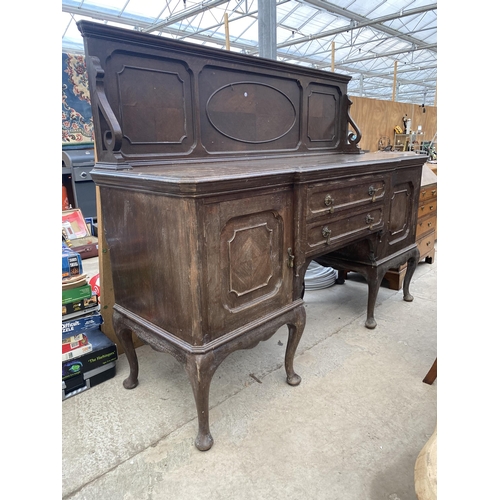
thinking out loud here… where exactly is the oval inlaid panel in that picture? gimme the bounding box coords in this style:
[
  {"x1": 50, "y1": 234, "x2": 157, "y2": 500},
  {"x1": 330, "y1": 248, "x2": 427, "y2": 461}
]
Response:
[{"x1": 206, "y1": 82, "x2": 296, "y2": 144}]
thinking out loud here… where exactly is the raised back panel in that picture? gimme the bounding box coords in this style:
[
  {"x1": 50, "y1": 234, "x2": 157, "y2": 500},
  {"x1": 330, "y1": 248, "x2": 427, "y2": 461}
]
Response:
[{"x1": 78, "y1": 20, "x2": 362, "y2": 168}]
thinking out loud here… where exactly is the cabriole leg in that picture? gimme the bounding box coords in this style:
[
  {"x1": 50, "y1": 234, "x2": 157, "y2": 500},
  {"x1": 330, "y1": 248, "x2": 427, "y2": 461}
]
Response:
[
  {"x1": 285, "y1": 305, "x2": 306, "y2": 386},
  {"x1": 365, "y1": 269, "x2": 384, "y2": 330},
  {"x1": 185, "y1": 352, "x2": 218, "y2": 451},
  {"x1": 114, "y1": 314, "x2": 139, "y2": 390},
  {"x1": 403, "y1": 248, "x2": 420, "y2": 302}
]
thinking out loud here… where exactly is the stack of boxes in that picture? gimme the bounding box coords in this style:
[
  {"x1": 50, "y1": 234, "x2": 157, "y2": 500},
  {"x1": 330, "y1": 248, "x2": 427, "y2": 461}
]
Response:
[{"x1": 62, "y1": 244, "x2": 117, "y2": 400}]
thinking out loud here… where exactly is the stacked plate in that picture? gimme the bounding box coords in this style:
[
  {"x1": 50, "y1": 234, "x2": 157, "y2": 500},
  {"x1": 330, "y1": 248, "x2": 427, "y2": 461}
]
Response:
[{"x1": 304, "y1": 261, "x2": 338, "y2": 290}]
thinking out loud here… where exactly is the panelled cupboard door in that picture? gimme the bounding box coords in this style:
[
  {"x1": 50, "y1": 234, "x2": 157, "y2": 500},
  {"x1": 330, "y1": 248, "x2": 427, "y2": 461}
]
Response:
[
  {"x1": 202, "y1": 189, "x2": 294, "y2": 341},
  {"x1": 386, "y1": 166, "x2": 422, "y2": 253}
]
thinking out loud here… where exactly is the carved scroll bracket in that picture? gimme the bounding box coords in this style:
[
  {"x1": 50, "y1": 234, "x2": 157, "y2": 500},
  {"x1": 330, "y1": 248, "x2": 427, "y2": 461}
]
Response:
[
  {"x1": 345, "y1": 95, "x2": 362, "y2": 153},
  {"x1": 87, "y1": 56, "x2": 131, "y2": 170}
]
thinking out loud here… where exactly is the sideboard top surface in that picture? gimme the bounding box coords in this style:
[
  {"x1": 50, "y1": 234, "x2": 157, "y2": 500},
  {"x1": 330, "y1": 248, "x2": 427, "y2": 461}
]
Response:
[{"x1": 91, "y1": 151, "x2": 426, "y2": 195}]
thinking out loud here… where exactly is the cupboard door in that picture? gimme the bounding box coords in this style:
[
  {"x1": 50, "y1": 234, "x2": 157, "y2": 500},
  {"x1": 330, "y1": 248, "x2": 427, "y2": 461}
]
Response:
[
  {"x1": 203, "y1": 189, "x2": 294, "y2": 339},
  {"x1": 386, "y1": 166, "x2": 421, "y2": 252}
]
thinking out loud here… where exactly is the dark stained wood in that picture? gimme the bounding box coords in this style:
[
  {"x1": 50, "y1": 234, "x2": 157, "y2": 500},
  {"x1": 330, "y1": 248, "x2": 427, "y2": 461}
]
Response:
[
  {"x1": 423, "y1": 358, "x2": 437, "y2": 385},
  {"x1": 79, "y1": 20, "x2": 427, "y2": 451}
]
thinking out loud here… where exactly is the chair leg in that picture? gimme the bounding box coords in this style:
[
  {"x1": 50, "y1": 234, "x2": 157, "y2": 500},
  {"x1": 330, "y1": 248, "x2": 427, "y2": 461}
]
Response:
[{"x1": 422, "y1": 358, "x2": 437, "y2": 385}]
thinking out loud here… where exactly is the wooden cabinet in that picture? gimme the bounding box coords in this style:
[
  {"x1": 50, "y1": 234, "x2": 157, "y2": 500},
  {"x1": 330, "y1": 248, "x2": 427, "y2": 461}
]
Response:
[
  {"x1": 79, "y1": 20, "x2": 427, "y2": 452},
  {"x1": 384, "y1": 163, "x2": 437, "y2": 290}
]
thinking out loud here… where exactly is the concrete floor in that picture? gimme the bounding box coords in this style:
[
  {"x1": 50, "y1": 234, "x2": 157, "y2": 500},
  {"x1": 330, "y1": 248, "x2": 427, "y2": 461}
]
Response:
[{"x1": 62, "y1": 252, "x2": 437, "y2": 500}]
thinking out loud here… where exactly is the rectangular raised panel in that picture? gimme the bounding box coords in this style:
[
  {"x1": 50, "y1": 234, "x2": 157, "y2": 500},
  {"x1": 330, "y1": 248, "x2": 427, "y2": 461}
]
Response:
[
  {"x1": 306, "y1": 176, "x2": 386, "y2": 221},
  {"x1": 118, "y1": 66, "x2": 187, "y2": 144},
  {"x1": 305, "y1": 83, "x2": 341, "y2": 148},
  {"x1": 107, "y1": 52, "x2": 195, "y2": 157},
  {"x1": 205, "y1": 190, "x2": 293, "y2": 338},
  {"x1": 223, "y1": 214, "x2": 281, "y2": 310}
]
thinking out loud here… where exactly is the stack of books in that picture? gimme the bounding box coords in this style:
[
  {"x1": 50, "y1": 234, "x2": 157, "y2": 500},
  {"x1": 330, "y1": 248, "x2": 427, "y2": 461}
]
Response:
[
  {"x1": 61, "y1": 244, "x2": 117, "y2": 400},
  {"x1": 62, "y1": 245, "x2": 99, "y2": 320}
]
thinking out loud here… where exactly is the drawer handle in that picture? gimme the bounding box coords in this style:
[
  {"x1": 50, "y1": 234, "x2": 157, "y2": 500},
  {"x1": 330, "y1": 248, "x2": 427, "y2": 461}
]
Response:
[
  {"x1": 322, "y1": 226, "x2": 332, "y2": 245},
  {"x1": 421, "y1": 190, "x2": 426, "y2": 196},
  {"x1": 426, "y1": 241, "x2": 431, "y2": 246},
  {"x1": 365, "y1": 214, "x2": 375, "y2": 230},
  {"x1": 368, "y1": 185, "x2": 379, "y2": 202},
  {"x1": 324, "y1": 194, "x2": 334, "y2": 213},
  {"x1": 429, "y1": 205, "x2": 434, "y2": 211},
  {"x1": 287, "y1": 248, "x2": 295, "y2": 268},
  {"x1": 432, "y1": 189, "x2": 436, "y2": 195},
  {"x1": 428, "y1": 222, "x2": 432, "y2": 227}
]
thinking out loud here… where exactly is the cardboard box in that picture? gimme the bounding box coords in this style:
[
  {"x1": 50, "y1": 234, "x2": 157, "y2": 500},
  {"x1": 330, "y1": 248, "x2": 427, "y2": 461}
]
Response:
[
  {"x1": 62, "y1": 284, "x2": 92, "y2": 305},
  {"x1": 62, "y1": 362, "x2": 116, "y2": 400},
  {"x1": 62, "y1": 313, "x2": 103, "y2": 336},
  {"x1": 62, "y1": 332, "x2": 89, "y2": 353},
  {"x1": 62, "y1": 343, "x2": 93, "y2": 362},
  {"x1": 62, "y1": 294, "x2": 98, "y2": 319},
  {"x1": 62, "y1": 327, "x2": 117, "y2": 382},
  {"x1": 62, "y1": 249, "x2": 83, "y2": 279}
]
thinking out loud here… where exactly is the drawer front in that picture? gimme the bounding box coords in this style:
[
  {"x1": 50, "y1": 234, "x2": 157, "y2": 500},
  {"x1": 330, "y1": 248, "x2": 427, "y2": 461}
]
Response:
[
  {"x1": 306, "y1": 176, "x2": 386, "y2": 221},
  {"x1": 417, "y1": 231, "x2": 435, "y2": 257},
  {"x1": 418, "y1": 199, "x2": 437, "y2": 218},
  {"x1": 416, "y1": 214, "x2": 437, "y2": 239},
  {"x1": 305, "y1": 206, "x2": 384, "y2": 254},
  {"x1": 419, "y1": 184, "x2": 437, "y2": 202}
]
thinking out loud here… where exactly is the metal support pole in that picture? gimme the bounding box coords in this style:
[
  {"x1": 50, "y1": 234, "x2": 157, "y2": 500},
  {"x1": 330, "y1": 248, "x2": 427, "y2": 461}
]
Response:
[
  {"x1": 258, "y1": 0, "x2": 277, "y2": 60},
  {"x1": 224, "y1": 13, "x2": 230, "y2": 50},
  {"x1": 392, "y1": 61, "x2": 398, "y2": 101}
]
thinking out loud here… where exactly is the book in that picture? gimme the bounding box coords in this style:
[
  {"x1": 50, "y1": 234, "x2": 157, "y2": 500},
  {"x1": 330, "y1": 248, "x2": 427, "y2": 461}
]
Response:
[{"x1": 62, "y1": 284, "x2": 92, "y2": 305}]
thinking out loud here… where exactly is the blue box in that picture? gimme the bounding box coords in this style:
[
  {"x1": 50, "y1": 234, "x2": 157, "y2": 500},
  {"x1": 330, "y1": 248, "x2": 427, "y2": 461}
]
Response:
[
  {"x1": 62, "y1": 313, "x2": 103, "y2": 336},
  {"x1": 62, "y1": 248, "x2": 83, "y2": 279}
]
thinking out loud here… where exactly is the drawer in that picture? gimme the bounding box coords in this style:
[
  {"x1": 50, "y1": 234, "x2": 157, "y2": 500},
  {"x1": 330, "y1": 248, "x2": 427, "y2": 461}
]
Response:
[
  {"x1": 306, "y1": 176, "x2": 386, "y2": 221},
  {"x1": 306, "y1": 206, "x2": 384, "y2": 253},
  {"x1": 418, "y1": 199, "x2": 437, "y2": 218},
  {"x1": 416, "y1": 214, "x2": 437, "y2": 239},
  {"x1": 419, "y1": 184, "x2": 437, "y2": 202},
  {"x1": 417, "y1": 231, "x2": 435, "y2": 257}
]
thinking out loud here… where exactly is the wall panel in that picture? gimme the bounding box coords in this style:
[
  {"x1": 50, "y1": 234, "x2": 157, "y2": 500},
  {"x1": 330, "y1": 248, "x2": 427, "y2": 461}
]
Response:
[{"x1": 350, "y1": 96, "x2": 437, "y2": 153}]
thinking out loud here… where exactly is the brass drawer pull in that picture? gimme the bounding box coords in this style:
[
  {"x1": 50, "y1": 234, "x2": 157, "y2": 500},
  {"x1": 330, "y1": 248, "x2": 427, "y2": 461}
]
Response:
[
  {"x1": 365, "y1": 214, "x2": 375, "y2": 230},
  {"x1": 324, "y1": 194, "x2": 334, "y2": 213},
  {"x1": 432, "y1": 189, "x2": 436, "y2": 195},
  {"x1": 368, "y1": 185, "x2": 379, "y2": 202},
  {"x1": 322, "y1": 226, "x2": 332, "y2": 245},
  {"x1": 429, "y1": 205, "x2": 434, "y2": 211}
]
